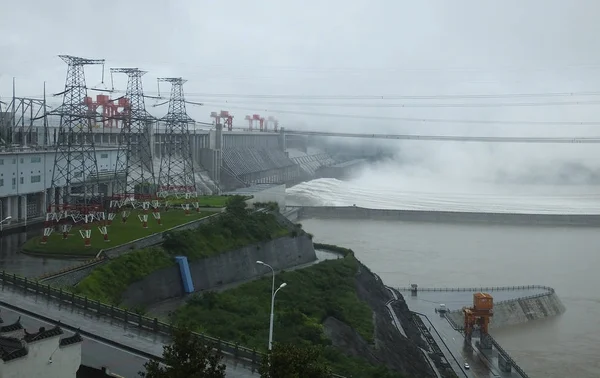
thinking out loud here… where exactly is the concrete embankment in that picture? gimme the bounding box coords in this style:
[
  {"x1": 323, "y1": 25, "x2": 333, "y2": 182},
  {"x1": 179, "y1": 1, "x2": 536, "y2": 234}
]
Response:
[
  {"x1": 120, "y1": 234, "x2": 317, "y2": 308},
  {"x1": 446, "y1": 288, "x2": 566, "y2": 329},
  {"x1": 291, "y1": 205, "x2": 600, "y2": 226}
]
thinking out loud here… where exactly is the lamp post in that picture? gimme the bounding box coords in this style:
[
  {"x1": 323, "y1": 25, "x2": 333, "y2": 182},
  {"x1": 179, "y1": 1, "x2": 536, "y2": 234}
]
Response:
[
  {"x1": 0, "y1": 215, "x2": 11, "y2": 232},
  {"x1": 256, "y1": 260, "x2": 287, "y2": 350},
  {"x1": 269, "y1": 282, "x2": 287, "y2": 350}
]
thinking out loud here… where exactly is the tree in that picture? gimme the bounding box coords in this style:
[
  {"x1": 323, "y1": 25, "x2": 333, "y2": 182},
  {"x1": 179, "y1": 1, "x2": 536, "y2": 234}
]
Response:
[
  {"x1": 225, "y1": 195, "x2": 248, "y2": 217},
  {"x1": 139, "y1": 327, "x2": 226, "y2": 378},
  {"x1": 259, "y1": 343, "x2": 333, "y2": 378}
]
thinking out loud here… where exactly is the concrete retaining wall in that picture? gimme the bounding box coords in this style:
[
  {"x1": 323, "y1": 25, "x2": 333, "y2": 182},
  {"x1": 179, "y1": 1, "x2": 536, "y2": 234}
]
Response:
[
  {"x1": 447, "y1": 291, "x2": 566, "y2": 329},
  {"x1": 41, "y1": 260, "x2": 110, "y2": 287},
  {"x1": 120, "y1": 234, "x2": 317, "y2": 308},
  {"x1": 295, "y1": 206, "x2": 600, "y2": 226}
]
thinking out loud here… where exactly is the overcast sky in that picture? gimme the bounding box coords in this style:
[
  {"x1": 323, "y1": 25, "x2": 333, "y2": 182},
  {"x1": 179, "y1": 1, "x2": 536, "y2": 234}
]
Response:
[{"x1": 3, "y1": 0, "x2": 600, "y2": 182}]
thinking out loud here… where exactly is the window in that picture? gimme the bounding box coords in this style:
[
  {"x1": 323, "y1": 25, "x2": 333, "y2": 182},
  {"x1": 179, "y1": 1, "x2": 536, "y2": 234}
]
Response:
[
  {"x1": 100, "y1": 153, "x2": 108, "y2": 159},
  {"x1": 0, "y1": 159, "x2": 3, "y2": 165},
  {"x1": 19, "y1": 177, "x2": 23, "y2": 184},
  {"x1": 12, "y1": 178, "x2": 16, "y2": 185},
  {"x1": 0, "y1": 179, "x2": 3, "y2": 187},
  {"x1": 12, "y1": 158, "x2": 16, "y2": 164},
  {"x1": 31, "y1": 175, "x2": 41, "y2": 183},
  {"x1": 31, "y1": 156, "x2": 41, "y2": 163},
  {"x1": 19, "y1": 158, "x2": 23, "y2": 163}
]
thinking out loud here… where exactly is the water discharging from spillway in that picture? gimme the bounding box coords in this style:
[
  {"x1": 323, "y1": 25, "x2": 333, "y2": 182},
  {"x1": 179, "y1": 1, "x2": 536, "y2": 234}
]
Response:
[
  {"x1": 286, "y1": 176, "x2": 600, "y2": 214},
  {"x1": 286, "y1": 166, "x2": 600, "y2": 378}
]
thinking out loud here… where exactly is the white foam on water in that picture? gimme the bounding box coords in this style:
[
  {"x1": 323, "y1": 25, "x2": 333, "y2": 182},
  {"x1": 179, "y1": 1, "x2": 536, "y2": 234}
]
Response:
[{"x1": 286, "y1": 175, "x2": 600, "y2": 215}]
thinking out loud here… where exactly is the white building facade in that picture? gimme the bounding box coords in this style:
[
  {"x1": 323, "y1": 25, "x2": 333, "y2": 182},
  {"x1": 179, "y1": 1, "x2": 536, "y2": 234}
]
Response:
[{"x1": 0, "y1": 148, "x2": 119, "y2": 224}]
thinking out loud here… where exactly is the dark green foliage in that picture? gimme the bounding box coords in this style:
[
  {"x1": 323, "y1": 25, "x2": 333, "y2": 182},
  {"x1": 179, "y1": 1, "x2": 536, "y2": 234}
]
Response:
[
  {"x1": 76, "y1": 197, "x2": 288, "y2": 304},
  {"x1": 139, "y1": 327, "x2": 226, "y2": 378},
  {"x1": 173, "y1": 254, "x2": 404, "y2": 377},
  {"x1": 162, "y1": 203, "x2": 288, "y2": 260},
  {"x1": 259, "y1": 343, "x2": 332, "y2": 378},
  {"x1": 74, "y1": 247, "x2": 174, "y2": 304}
]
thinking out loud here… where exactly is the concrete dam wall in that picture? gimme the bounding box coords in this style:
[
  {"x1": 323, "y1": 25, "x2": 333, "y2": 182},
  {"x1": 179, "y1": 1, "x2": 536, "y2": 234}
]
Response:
[
  {"x1": 446, "y1": 288, "x2": 566, "y2": 330},
  {"x1": 293, "y1": 205, "x2": 600, "y2": 226},
  {"x1": 120, "y1": 234, "x2": 317, "y2": 308}
]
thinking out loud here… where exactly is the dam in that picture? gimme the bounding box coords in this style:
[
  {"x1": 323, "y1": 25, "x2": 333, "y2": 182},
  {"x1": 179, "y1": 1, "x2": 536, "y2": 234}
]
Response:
[{"x1": 286, "y1": 205, "x2": 600, "y2": 226}]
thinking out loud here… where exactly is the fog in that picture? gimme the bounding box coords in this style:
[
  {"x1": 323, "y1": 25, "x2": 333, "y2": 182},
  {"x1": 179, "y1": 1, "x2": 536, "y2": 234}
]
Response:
[{"x1": 2, "y1": 0, "x2": 600, "y2": 186}]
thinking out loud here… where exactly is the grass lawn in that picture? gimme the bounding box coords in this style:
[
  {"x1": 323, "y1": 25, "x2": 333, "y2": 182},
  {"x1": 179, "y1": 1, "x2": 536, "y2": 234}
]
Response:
[
  {"x1": 22, "y1": 209, "x2": 213, "y2": 257},
  {"x1": 163, "y1": 195, "x2": 251, "y2": 208}
]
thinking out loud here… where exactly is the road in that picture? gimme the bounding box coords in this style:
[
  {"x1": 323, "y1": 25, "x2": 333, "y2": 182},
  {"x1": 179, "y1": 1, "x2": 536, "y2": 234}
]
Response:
[
  {"x1": 403, "y1": 288, "x2": 539, "y2": 378},
  {"x1": 0, "y1": 285, "x2": 257, "y2": 377}
]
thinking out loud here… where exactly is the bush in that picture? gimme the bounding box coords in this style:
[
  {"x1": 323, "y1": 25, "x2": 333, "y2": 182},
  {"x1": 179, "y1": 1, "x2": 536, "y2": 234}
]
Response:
[
  {"x1": 172, "y1": 254, "x2": 403, "y2": 377},
  {"x1": 75, "y1": 198, "x2": 289, "y2": 304},
  {"x1": 74, "y1": 247, "x2": 174, "y2": 305},
  {"x1": 162, "y1": 211, "x2": 288, "y2": 260}
]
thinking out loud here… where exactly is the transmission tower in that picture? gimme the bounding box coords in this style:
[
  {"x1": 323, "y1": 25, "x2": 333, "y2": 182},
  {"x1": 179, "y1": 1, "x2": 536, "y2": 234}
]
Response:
[
  {"x1": 49, "y1": 55, "x2": 105, "y2": 213},
  {"x1": 110, "y1": 68, "x2": 156, "y2": 199},
  {"x1": 157, "y1": 77, "x2": 196, "y2": 195}
]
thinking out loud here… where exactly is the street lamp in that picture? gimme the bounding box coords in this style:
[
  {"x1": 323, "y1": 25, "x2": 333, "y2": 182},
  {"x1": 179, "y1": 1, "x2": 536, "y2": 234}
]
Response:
[
  {"x1": 269, "y1": 282, "x2": 287, "y2": 350},
  {"x1": 0, "y1": 216, "x2": 12, "y2": 231},
  {"x1": 256, "y1": 260, "x2": 287, "y2": 350}
]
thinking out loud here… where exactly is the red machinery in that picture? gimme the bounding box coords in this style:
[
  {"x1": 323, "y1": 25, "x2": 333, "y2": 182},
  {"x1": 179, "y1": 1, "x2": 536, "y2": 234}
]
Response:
[
  {"x1": 210, "y1": 111, "x2": 221, "y2": 126},
  {"x1": 252, "y1": 114, "x2": 265, "y2": 131},
  {"x1": 84, "y1": 94, "x2": 129, "y2": 128},
  {"x1": 210, "y1": 111, "x2": 233, "y2": 131},
  {"x1": 220, "y1": 111, "x2": 233, "y2": 131},
  {"x1": 463, "y1": 292, "x2": 494, "y2": 341}
]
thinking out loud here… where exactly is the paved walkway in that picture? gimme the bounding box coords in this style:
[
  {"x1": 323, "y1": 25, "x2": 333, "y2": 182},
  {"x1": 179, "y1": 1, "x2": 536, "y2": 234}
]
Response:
[{"x1": 0, "y1": 285, "x2": 257, "y2": 377}]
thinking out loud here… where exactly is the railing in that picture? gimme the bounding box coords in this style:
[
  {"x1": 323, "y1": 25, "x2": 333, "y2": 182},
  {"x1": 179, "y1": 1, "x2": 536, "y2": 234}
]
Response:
[
  {"x1": 487, "y1": 334, "x2": 531, "y2": 378},
  {"x1": 0, "y1": 271, "x2": 262, "y2": 368},
  {"x1": 397, "y1": 285, "x2": 555, "y2": 294},
  {"x1": 0, "y1": 271, "x2": 348, "y2": 378},
  {"x1": 37, "y1": 257, "x2": 106, "y2": 281}
]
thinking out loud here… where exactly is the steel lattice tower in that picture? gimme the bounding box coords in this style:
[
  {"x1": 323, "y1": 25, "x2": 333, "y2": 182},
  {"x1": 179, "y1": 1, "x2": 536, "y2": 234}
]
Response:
[
  {"x1": 49, "y1": 55, "x2": 105, "y2": 213},
  {"x1": 110, "y1": 68, "x2": 156, "y2": 199},
  {"x1": 157, "y1": 77, "x2": 196, "y2": 195}
]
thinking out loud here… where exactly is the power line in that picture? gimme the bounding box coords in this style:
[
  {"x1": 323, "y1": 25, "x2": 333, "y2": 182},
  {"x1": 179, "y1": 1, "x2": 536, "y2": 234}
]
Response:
[
  {"x1": 28, "y1": 89, "x2": 600, "y2": 102},
  {"x1": 200, "y1": 99, "x2": 600, "y2": 108},
  {"x1": 279, "y1": 129, "x2": 600, "y2": 143},
  {"x1": 164, "y1": 90, "x2": 600, "y2": 101},
  {"x1": 191, "y1": 103, "x2": 600, "y2": 126}
]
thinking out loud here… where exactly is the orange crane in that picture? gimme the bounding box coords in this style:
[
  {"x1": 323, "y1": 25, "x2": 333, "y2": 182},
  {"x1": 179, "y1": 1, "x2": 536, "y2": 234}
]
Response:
[{"x1": 463, "y1": 292, "x2": 493, "y2": 341}]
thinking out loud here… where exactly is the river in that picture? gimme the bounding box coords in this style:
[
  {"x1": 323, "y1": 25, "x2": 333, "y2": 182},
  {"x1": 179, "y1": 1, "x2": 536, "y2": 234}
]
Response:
[{"x1": 287, "y1": 172, "x2": 600, "y2": 378}]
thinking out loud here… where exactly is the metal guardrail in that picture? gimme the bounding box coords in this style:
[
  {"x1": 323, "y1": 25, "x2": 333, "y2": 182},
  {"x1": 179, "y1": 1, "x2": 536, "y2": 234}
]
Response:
[
  {"x1": 397, "y1": 284, "x2": 554, "y2": 293},
  {"x1": 0, "y1": 271, "x2": 347, "y2": 377},
  {"x1": 487, "y1": 334, "x2": 530, "y2": 378},
  {"x1": 0, "y1": 271, "x2": 262, "y2": 368},
  {"x1": 37, "y1": 257, "x2": 106, "y2": 281}
]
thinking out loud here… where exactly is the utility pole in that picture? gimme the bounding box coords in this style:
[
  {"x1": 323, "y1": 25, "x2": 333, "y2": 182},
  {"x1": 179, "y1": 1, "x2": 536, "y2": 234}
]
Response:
[
  {"x1": 49, "y1": 55, "x2": 105, "y2": 214},
  {"x1": 157, "y1": 77, "x2": 196, "y2": 195},
  {"x1": 110, "y1": 68, "x2": 156, "y2": 200}
]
